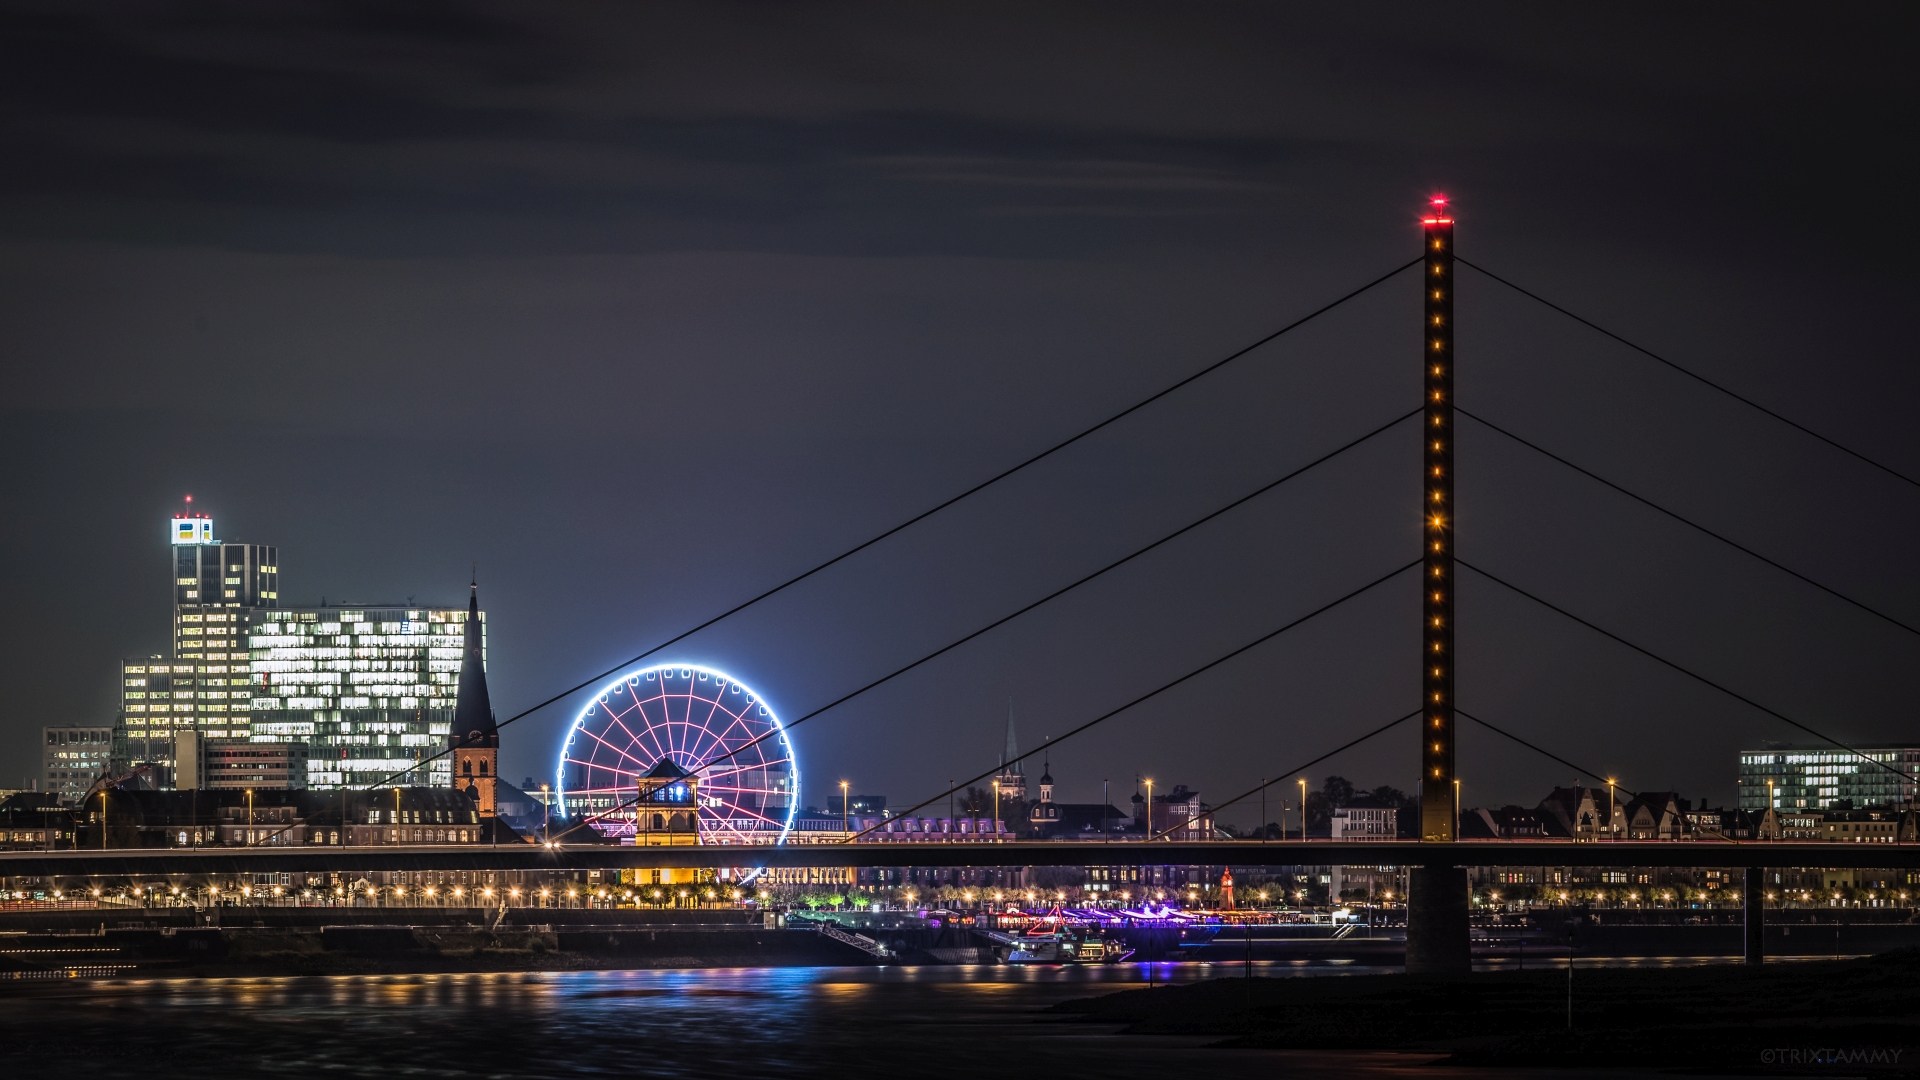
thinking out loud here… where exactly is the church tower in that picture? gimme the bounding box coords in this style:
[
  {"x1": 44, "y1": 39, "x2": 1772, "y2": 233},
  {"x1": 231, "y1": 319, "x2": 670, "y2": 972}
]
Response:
[
  {"x1": 994, "y1": 700, "x2": 1027, "y2": 801},
  {"x1": 449, "y1": 581, "x2": 498, "y2": 817},
  {"x1": 1029, "y1": 753, "x2": 1058, "y2": 829}
]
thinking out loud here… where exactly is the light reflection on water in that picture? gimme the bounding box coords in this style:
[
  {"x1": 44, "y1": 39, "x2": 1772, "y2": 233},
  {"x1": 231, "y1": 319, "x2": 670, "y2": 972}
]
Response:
[{"x1": 0, "y1": 962, "x2": 1750, "y2": 1079}]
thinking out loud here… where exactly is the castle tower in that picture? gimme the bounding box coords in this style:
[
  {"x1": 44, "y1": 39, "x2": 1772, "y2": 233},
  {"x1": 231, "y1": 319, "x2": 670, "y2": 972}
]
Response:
[{"x1": 449, "y1": 581, "x2": 498, "y2": 817}]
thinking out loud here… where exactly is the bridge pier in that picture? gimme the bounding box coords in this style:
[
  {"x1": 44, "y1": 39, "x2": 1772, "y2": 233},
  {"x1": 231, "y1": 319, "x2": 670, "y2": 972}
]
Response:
[
  {"x1": 1405, "y1": 864, "x2": 1470, "y2": 974},
  {"x1": 1744, "y1": 866, "x2": 1764, "y2": 965}
]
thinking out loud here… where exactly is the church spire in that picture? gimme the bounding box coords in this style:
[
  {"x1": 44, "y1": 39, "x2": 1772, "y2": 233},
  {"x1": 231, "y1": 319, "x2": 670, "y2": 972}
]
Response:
[
  {"x1": 451, "y1": 580, "x2": 496, "y2": 749},
  {"x1": 1001, "y1": 698, "x2": 1018, "y2": 767},
  {"x1": 995, "y1": 700, "x2": 1027, "y2": 801},
  {"x1": 449, "y1": 578, "x2": 501, "y2": 822}
]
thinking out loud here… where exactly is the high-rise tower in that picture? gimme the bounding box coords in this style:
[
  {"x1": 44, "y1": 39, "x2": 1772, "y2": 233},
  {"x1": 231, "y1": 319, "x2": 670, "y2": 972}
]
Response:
[
  {"x1": 169, "y1": 500, "x2": 278, "y2": 659},
  {"x1": 123, "y1": 501, "x2": 280, "y2": 774}
]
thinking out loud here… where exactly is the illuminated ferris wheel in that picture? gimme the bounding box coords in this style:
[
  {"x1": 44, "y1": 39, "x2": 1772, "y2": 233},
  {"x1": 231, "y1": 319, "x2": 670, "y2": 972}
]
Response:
[{"x1": 557, "y1": 664, "x2": 798, "y2": 844}]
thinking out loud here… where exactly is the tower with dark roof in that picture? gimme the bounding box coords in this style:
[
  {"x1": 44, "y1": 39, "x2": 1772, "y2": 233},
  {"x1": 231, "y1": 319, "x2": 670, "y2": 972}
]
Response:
[
  {"x1": 1029, "y1": 753, "x2": 1058, "y2": 828},
  {"x1": 994, "y1": 700, "x2": 1026, "y2": 801},
  {"x1": 633, "y1": 757, "x2": 700, "y2": 843},
  {"x1": 449, "y1": 581, "x2": 499, "y2": 818}
]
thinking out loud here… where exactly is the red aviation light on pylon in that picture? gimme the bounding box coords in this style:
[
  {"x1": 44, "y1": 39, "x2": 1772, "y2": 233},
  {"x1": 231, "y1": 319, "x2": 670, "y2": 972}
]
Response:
[{"x1": 1422, "y1": 194, "x2": 1453, "y2": 226}]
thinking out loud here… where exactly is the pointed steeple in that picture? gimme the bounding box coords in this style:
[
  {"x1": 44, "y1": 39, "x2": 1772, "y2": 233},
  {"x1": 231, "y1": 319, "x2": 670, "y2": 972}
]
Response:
[
  {"x1": 994, "y1": 700, "x2": 1027, "y2": 800},
  {"x1": 451, "y1": 579, "x2": 497, "y2": 749}
]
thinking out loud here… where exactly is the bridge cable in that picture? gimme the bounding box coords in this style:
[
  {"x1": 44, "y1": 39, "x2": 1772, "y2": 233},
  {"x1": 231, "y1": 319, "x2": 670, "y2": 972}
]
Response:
[
  {"x1": 1458, "y1": 407, "x2": 1920, "y2": 639},
  {"x1": 1457, "y1": 559, "x2": 1919, "y2": 787},
  {"x1": 542, "y1": 413, "x2": 1421, "y2": 845},
  {"x1": 1165, "y1": 698, "x2": 1745, "y2": 845},
  {"x1": 1456, "y1": 256, "x2": 1920, "y2": 491},
  {"x1": 1163, "y1": 703, "x2": 1744, "y2": 844},
  {"x1": 663, "y1": 409, "x2": 1421, "y2": 785},
  {"x1": 839, "y1": 558, "x2": 1423, "y2": 844},
  {"x1": 1455, "y1": 708, "x2": 1741, "y2": 844},
  {"x1": 1147, "y1": 708, "x2": 1420, "y2": 841},
  {"x1": 330, "y1": 255, "x2": 1425, "y2": 811}
]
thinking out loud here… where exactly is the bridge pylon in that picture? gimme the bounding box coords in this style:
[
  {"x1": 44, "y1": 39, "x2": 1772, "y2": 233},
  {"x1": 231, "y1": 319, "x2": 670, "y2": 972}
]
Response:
[
  {"x1": 1407, "y1": 196, "x2": 1472, "y2": 975},
  {"x1": 1419, "y1": 195, "x2": 1456, "y2": 843}
]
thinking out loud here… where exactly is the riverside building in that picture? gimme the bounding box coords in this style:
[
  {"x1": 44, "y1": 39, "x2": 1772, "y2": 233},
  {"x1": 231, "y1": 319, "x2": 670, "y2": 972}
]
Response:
[
  {"x1": 247, "y1": 603, "x2": 478, "y2": 789},
  {"x1": 43, "y1": 725, "x2": 113, "y2": 803},
  {"x1": 1738, "y1": 744, "x2": 1920, "y2": 811}
]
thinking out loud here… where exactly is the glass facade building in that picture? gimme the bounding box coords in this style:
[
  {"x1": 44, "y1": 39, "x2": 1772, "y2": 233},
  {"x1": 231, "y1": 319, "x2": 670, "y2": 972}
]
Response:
[
  {"x1": 247, "y1": 605, "x2": 480, "y2": 789},
  {"x1": 1738, "y1": 744, "x2": 1920, "y2": 811}
]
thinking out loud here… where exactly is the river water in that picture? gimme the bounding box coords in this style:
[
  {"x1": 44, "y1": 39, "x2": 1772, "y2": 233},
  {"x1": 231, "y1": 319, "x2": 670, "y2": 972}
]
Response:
[{"x1": 0, "y1": 962, "x2": 1750, "y2": 1079}]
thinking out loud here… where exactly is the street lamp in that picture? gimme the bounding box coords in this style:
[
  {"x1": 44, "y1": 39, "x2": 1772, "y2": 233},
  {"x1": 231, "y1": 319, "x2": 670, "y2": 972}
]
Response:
[
  {"x1": 1144, "y1": 779, "x2": 1154, "y2": 840},
  {"x1": 840, "y1": 781, "x2": 849, "y2": 835},
  {"x1": 1298, "y1": 778, "x2": 1308, "y2": 840}
]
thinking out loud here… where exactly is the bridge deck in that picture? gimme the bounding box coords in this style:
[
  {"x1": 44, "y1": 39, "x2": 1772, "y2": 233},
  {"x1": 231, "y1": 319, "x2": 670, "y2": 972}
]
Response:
[{"x1": 1, "y1": 840, "x2": 1915, "y2": 877}]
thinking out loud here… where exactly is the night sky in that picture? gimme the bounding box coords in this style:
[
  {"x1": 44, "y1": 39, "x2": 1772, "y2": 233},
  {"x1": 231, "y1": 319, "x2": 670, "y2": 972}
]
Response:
[{"x1": 2, "y1": 3, "x2": 1915, "y2": 820}]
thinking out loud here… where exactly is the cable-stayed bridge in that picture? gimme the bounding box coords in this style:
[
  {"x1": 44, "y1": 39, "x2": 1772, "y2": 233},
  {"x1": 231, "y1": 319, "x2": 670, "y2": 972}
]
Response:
[{"x1": 11, "y1": 198, "x2": 1918, "y2": 973}]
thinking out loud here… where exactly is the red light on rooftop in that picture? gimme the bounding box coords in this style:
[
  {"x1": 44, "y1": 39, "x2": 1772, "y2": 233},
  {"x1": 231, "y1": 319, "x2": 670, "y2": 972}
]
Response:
[{"x1": 1422, "y1": 194, "x2": 1454, "y2": 226}]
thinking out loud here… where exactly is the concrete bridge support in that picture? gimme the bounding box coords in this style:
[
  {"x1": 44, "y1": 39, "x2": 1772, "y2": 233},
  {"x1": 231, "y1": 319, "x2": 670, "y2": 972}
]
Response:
[
  {"x1": 1405, "y1": 864, "x2": 1470, "y2": 974},
  {"x1": 1744, "y1": 866, "x2": 1764, "y2": 965}
]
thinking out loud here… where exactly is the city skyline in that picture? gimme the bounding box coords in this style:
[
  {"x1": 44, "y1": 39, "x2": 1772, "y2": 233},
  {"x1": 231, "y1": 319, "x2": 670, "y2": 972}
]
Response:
[
  {"x1": 10, "y1": 490, "x2": 1917, "y2": 831},
  {"x1": 2, "y1": 5, "x2": 1915, "y2": 820}
]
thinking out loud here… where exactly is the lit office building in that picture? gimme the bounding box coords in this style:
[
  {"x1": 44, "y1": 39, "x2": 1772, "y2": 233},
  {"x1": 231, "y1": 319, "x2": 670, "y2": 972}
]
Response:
[
  {"x1": 1738, "y1": 744, "x2": 1920, "y2": 811},
  {"x1": 121, "y1": 656, "x2": 257, "y2": 768},
  {"x1": 121, "y1": 510, "x2": 281, "y2": 775},
  {"x1": 247, "y1": 604, "x2": 479, "y2": 789},
  {"x1": 44, "y1": 725, "x2": 113, "y2": 803},
  {"x1": 169, "y1": 509, "x2": 278, "y2": 658}
]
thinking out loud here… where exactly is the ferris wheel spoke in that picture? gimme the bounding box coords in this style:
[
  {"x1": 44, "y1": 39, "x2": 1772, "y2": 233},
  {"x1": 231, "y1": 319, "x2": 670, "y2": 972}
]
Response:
[
  {"x1": 560, "y1": 756, "x2": 641, "y2": 781},
  {"x1": 689, "y1": 692, "x2": 726, "y2": 755},
  {"x1": 586, "y1": 710, "x2": 646, "y2": 755},
  {"x1": 709, "y1": 706, "x2": 756, "y2": 740},
  {"x1": 577, "y1": 724, "x2": 652, "y2": 771},
  {"x1": 625, "y1": 699, "x2": 672, "y2": 757}
]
